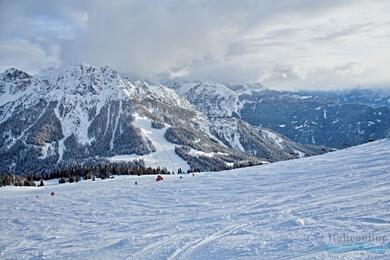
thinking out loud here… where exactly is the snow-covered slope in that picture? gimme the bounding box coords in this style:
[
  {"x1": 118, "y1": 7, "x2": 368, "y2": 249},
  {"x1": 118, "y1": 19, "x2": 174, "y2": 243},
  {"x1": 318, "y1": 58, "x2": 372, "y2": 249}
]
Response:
[
  {"x1": 108, "y1": 114, "x2": 190, "y2": 172},
  {"x1": 210, "y1": 117, "x2": 328, "y2": 161},
  {"x1": 1, "y1": 139, "x2": 389, "y2": 259}
]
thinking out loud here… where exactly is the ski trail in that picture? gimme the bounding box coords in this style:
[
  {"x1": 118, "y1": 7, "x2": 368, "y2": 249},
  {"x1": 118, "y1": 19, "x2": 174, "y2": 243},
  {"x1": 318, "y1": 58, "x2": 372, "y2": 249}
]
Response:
[
  {"x1": 126, "y1": 235, "x2": 177, "y2": 260},
  {"x1": 167, "y1": 223, "x2": 247, "y2": 260}
]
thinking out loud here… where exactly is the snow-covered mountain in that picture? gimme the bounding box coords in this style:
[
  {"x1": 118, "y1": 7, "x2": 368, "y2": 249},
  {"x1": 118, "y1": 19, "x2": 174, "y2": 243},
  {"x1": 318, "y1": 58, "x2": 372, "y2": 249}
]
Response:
[
  {"x1": 166, "y1": 81, "x2": 329, "y2": 159},
  {"x1": 167, "y1": 81, "x2": 242, "y2": 118},
  {"x1": 0, "y1": 64, "x2": 321, "y2": 173},
  {"x1": 168, "y1": 81, "x2": 390, "y2": 149},
  {"x1": 1, "y1": 139, "x2": 389, "y2": 259}
]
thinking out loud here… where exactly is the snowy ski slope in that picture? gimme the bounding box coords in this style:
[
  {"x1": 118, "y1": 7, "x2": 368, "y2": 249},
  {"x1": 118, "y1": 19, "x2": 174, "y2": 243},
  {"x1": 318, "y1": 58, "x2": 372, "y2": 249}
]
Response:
[
  {"x1": 108, "y1": 115, "x2": 190, "y2": 172},
  {"x1": 0, "y1": 139, "x2": 389, "y2": 259}
]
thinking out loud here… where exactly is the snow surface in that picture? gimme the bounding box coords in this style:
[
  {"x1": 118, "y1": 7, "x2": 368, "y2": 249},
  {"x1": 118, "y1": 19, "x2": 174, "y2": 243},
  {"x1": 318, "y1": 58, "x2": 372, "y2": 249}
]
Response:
[
  {"x1": 1, "y1": 139, "x2": 390, "y2": 259},
  {"x1": 108, "y1": 115, "x2": 190, "y2": 172}
]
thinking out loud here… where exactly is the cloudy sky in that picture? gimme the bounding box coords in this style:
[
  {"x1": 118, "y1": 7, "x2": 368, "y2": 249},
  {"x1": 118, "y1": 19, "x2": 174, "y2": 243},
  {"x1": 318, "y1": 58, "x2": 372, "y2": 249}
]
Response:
[{"x1": 1, "y1": 0, "x2": 390, "y2": 89}]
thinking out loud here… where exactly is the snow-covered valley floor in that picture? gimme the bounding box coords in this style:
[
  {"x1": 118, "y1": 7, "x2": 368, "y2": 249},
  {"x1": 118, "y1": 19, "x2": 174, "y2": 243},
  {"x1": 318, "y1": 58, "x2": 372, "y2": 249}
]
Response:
[{"x1": 1, "y1": 140, "x2": 390, "y2": 259}]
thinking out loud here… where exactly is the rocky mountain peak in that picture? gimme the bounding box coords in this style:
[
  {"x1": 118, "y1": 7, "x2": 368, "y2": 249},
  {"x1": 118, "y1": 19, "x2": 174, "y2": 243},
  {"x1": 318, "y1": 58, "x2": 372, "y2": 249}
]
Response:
[
  {"x1": 38, "y1": 63, "x2": 132, "y2": 97},
  {"x1": 1, "y1": 68, "x2": 32, "y2": 81},
  {"x1": 0, "y1": 68, "x2": 33, "y2": 96}
]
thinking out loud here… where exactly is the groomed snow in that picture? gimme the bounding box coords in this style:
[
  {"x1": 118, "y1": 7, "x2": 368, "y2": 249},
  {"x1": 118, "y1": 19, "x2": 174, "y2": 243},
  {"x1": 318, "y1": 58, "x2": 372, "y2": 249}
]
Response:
[
  {"x1": 1, "y1": 139, "x2": 390, "y2": 259},
  {"x1": 108, "y1": 115, "x2": 190, "y2": 172}
]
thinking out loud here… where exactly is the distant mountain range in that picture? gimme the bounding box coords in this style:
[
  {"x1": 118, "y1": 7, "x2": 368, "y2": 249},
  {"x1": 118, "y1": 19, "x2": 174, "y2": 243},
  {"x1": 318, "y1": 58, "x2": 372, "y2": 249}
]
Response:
[
  {"x1": 0, "y1": 64, "x2": 327, "y2": 174},
  {"x1": 167, "y1": 81, "x2": 390, "y2": 149}
]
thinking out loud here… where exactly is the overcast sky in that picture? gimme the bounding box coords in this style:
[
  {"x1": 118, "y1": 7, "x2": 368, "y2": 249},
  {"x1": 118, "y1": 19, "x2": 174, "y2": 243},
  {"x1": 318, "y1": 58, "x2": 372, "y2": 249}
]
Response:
[{"x1": 1, "y1": 0, "x2": 390, "y2": 89}]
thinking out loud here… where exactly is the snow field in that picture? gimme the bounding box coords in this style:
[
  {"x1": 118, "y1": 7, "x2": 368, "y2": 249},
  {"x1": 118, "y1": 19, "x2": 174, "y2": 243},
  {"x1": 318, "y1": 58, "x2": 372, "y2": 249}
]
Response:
[{"x1": 0, "y1": 139, "x2": 389, "y2": 259}]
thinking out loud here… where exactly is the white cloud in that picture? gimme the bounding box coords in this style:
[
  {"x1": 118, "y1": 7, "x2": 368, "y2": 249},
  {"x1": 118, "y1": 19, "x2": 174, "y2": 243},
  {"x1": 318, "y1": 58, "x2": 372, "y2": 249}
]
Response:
[
  {"x1": 0, "y1": 0, "x2": 390, "y2": 89},
  {"x1": 169, "y1": 68, "x2": 191, "y2": 79},
  {"x1": 335, "y1": 62, "x2": 365, "y2": 76},
  {"x1": 0, "y1": 40, "x2": 60, "y2": 74}
]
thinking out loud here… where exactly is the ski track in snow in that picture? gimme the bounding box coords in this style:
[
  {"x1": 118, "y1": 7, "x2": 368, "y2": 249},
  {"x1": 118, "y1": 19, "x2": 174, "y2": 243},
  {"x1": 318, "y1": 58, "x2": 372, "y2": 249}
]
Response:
[{"x1": 1, "y1": 140, "x2": 390, "y2": 259}]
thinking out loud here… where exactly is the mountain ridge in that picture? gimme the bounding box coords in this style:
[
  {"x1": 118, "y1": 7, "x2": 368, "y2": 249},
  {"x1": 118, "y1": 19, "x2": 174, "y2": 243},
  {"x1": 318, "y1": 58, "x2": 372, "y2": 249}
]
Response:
[
  {"x1": 0, "y1": 64, "x2": 324, "y2": 173},
  {"x1": 167, "y1": 80, "x2": 390, "y2": 148}
]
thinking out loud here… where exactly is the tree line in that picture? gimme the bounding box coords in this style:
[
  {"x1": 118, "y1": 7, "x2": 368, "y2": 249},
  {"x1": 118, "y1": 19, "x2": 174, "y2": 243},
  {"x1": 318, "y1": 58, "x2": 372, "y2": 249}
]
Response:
[
  {"x1": 0, "y1": 158, "x2": 259, "y2": 187},
  {"x1": 0, "y1": 160, "x2": 190, "y2": 187}
]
